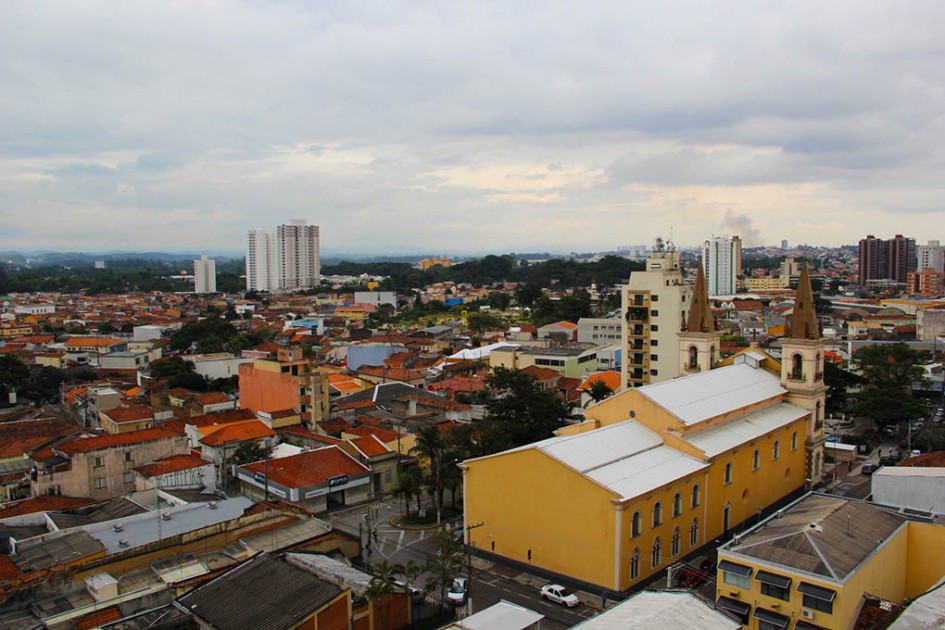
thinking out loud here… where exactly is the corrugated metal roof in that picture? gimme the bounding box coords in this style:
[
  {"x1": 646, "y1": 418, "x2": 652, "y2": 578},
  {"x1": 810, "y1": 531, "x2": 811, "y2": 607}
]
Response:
[
  {"x1": 685, "y1": 403, "x2": 809, "y2": 457},
  {"x1": 584, "y1": 445, "x2": 707, "y2": 500},
  {"x1": 539, "y1": 422, "x2": 663, "y2": 472},
  {"x1": 572, "y1": 591, "x2": 740, "y2": 629},
  {"x1": 639, "y1": 363, "x2": 785, "y2": 426}
]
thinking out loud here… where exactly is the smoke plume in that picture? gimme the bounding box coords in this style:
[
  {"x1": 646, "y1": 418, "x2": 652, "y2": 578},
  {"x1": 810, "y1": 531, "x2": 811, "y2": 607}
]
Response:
[{"x1": 721, "y1": 209, "x2": 763, "y2": 247}]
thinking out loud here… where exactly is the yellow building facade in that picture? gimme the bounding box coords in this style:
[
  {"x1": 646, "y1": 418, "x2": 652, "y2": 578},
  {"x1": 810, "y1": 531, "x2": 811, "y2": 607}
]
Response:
[
  {"x1": 462, "y1": 264, "x2": 827, "y2": 593},
  {"x1": 715, "y1": 493, "x2": 945, "y2": 629}
]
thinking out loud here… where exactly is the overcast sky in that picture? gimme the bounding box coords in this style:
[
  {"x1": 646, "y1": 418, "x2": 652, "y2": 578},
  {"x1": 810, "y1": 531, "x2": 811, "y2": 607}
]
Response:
[{"x1": 2, "y1": 1, "x2": 943, "y2": 255}]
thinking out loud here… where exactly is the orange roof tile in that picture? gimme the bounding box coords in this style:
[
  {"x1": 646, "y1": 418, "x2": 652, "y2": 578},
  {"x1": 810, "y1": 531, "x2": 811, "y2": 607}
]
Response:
[
  {"x1": 197, "y1": 392, "x2": 231, "y2": 405},
  {"x1": 349, "y1": 435, "x2": 393, "y2": 457},
  {"x1": 347, "y1": 424, "x2": 402, "y2": 443},
  {"x1": 578, "y1": 371, "x2": 621, "y2": 392},
  {"x1": 63, "y1": 337, "x2": 124, "y2": 348},
  {"x1": 0, "y1": 495, "x2": 97, "y2": 519},
  {"x1": 241, "y1": 446, "x2": 369, "y2": 489},
  {"x1": 133, "y1": 454, "x2": 208, "y2": 477},
  {"x1": 101, "y1": 404, "x2": 154, "y2": 423},
  {"x1": 55, "y1": 428, "x2": 179, "y2": 455},
  {"x1": 199, "y1": 420, "x2": 275, "y2": 447}
]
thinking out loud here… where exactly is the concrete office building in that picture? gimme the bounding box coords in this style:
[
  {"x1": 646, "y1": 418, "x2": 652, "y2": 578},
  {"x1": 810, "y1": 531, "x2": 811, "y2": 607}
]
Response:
[{"x1": 918, "y1": 240, "x2": 945, "y2": 273}]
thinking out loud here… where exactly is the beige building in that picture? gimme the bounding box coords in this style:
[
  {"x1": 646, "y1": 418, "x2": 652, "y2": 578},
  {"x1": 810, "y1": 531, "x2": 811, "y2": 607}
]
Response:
[
  {"x1": 621, "y1": 249, "x2": 692, "y2": 389},
  {"x1": 31, "y1": 428, "x2": 188, "y2": 500}
]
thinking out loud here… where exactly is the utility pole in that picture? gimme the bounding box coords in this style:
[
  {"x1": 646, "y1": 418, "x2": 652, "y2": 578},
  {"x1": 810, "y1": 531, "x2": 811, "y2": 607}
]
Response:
[{"x1": 465, "y1": 522, "x2": 484, "y2": 581}]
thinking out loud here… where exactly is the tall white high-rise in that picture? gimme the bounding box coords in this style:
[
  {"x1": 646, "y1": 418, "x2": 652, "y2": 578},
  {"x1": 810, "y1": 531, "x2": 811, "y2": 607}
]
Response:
[
  {"x1": 245, "y1": 221, "x2": 320, "y2": 292},
  {"x1": 194, "y1": 255, "x2": 217, "y2": 294},
  {"x1": 702, "y1": 236, "x2": 740, "y2": 296},
  {"x1": 917, "y1": 240, "x2": 945, "y2": 273}
]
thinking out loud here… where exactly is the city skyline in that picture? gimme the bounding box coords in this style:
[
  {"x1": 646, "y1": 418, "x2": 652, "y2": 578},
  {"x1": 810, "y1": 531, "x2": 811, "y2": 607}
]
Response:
[{"x1": 3, "y1": 2, "x2": 945, "y2": 253}]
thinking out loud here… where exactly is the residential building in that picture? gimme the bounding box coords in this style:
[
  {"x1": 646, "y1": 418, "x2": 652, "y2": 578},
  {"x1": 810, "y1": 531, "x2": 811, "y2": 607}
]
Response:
[
  {"x1": 577, "y1": 317, "x2": 622, "y2": 345},
  {"x1": 917, "y1": 239, "x2": 945, "y2": 273},
  {"x1": 98, "y1": 404, "x2": 155, "y2": 434},
  {"x1": 703, "y1": 236, "x2": 740, "y2": 296},
  {"x1": 237, "y1": 445, "x2": 371, "y2": 511},
  {"x1": 620, "y1": 249, "x2": 691, "y2": 389},
  {"x1": 246, "y1": 228, "x2": 278, "y2": 291},
  {"x1": 462, "y1": 267, "x2": 826, "y2": 593},
  {"x1": 31, "y1": 428, "x2": 188, "y2": 500},
  {"x1": 490, "y1": 344, "x2": 599, "y2": 379},
  {"x1": 906, "y1": 268, "x2": 945, "y2": 295},
  {"x1": 715, "y1": 493, "x2": 945, "y2": 629},
  {"x1": 858, "y1": 234, "x2": 917, "y2": 286},
  {"x1": 239, "y1": 346, "x2": 326, "y2": 419},
  {"x1": 193, "y1": 254, "x2": 216, "y2": 294},
  {"x1": 245, "y1": 220, "x2": 321, "y2": 292}
]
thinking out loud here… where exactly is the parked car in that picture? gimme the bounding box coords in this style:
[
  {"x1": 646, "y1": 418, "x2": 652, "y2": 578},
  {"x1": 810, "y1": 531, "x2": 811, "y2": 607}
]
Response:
[
  {"x1": 911, "y1": 449, "x2": 922, "y2": 458},
  {"x1": 861, "y1": 463, "x2": 879, "y2": 475},
  {"x1": 393, "y1": 580, "x2": 425, "y2": 605},
  {"x1": 540, "y1": 584, "x2": 580, "y2": 607},
  {"x1": 447, "y1": 577, "x2": 468, "y2": 605}
]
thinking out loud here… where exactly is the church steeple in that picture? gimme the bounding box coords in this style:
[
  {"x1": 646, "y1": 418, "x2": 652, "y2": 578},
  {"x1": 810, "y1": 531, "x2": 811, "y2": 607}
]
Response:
[
  {"x1": 678, "y1": 261, "x2": 722, "y2": 375},
  {"x1": 685, "y1": 264, "x2": 714, "y2": 333},
  {"x1": 790, "y1": 263, "x2": 820, "y2": 340},
  {"x1": 780, "y1": 260, "x2": 827, "y2": 486}
]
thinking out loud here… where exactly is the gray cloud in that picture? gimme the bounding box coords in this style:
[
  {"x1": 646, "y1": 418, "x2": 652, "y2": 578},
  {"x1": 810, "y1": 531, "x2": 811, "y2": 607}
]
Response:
[{"x1": 1, "y1": 1, "x2": 944, "y2": 252}]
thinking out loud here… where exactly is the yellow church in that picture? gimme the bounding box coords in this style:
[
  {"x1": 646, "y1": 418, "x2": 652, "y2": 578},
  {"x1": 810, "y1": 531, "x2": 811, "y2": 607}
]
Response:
[{"x1": 461, "y1": 265, "x2": 828, "y2": 592}]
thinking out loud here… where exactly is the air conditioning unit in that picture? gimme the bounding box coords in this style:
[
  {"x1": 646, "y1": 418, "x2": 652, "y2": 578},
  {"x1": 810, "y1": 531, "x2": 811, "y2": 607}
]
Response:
[
  {"x1": 729, "y1": 591, "x2": 739, "y2": 598},
  {"x1": 802, "y1": 609, "x2": 815, "y2": 620}
]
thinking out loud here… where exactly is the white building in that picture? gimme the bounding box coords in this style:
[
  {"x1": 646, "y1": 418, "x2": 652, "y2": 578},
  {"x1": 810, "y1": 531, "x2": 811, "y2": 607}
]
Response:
[
  {"x1": 620, "y1": 249, "x2": 692, "y2": 389},
  {"x1": 702, "y1": 235, "x2": 740, "y2": 296},
  {"x1": 193, "y1": 255, "x2": 217, "y2": 294},
  {"x1": 353, "y1": 291, "x2": 397, "y2": 308},
  {"x1": 917, "y1": 240, "x2": 945, "y2": 273},
  {"x1": 246, "y1": 220, "x2": 320, "y2": 292}
]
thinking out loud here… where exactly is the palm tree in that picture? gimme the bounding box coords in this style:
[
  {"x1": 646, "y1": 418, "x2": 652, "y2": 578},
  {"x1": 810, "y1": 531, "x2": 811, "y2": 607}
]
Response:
[
  {"x1": 411, "y1": 425, "x2": 446, "y2": 521},
  {"x1": 397, "y1": 465, "x2": 423, "y2": 516},
  {"x1": 367, "y1": 560, "x2": 404, "y2": 630},
  {"x1": 586, "y1": 379, "x2": 614, "y2": 406}
]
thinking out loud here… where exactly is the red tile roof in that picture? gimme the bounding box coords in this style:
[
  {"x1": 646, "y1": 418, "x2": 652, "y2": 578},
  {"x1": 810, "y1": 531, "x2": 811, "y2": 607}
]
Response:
[
  {"x1": 0, "y1": 495, "x2": 97, "y2": 519},
  {"x1": 347, "y1": 424, "x2": 401, "y2": 443},
  {"x1": 241, "y1": 446, "x2": 369, "y2": 489},
  {"x1": 74, "y1": 605, "x2": 122, "y2": 630},
  {"x1": 278, "y1": 426, "x2": 343, "y2": 445},
  {"x1": 133, "y1": 454, "x2": 209, "y2": 477},
  {"x1": 101, "y1": 404, "x2": 154, "y2": 423},
  {"x1": 336, "y1": 399, "x2": 377, "y2": 411},
  {"x1": 55, "y1": 428, "x2": 180, "y2": 455},
  {"x1": 197, "y1": 392, "x2": 231, "y2": 405},
  {"x1": 349, "y1": 435, "x2": 393, "y2": 458},
  {"x1": 199, "y1": 420, "x2": 275, "y2": 447},
  {"x1": 520, "y1": 365, "x2": 561, "y2": 382}
]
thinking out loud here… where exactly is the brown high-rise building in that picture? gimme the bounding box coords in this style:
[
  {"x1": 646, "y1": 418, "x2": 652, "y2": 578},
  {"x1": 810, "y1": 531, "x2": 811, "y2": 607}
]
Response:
[{"x1": 858, "y1": 234, "x2": 915, "y2": 286}]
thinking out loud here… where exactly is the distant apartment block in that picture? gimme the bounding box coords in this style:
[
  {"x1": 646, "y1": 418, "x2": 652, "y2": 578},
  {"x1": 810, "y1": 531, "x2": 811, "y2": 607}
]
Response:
[
  {"x1": 419, "y1": 256, "x2": 451, "y2": 270},
  {"x1": 907, "y1": 268, "x2": 945, "y2": 295},
  {"x1": 246, "y1": 220, "x2": 320, "y2": 291},
  {"x1": 193, "y1": 255, "x2": 216, "y2": 293},
  {"x1": 858, "y1": 234, "x2": 916, "y2": 286},
  {"x1": 702, "y1": 236, "x2": 741, "y2": 296},
  {"x1": 917, "y1": 240, "x2": 945, "y2": 273}
]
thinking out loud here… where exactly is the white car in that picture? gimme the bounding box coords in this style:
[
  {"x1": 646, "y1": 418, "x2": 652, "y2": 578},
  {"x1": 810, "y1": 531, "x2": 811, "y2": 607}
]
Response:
[
  {"x1": 447, "y1": 576, "x2": 468, "y2": 605},
  {"x1": 540, "y1": 584, "x2": 580, "y2": 607}
]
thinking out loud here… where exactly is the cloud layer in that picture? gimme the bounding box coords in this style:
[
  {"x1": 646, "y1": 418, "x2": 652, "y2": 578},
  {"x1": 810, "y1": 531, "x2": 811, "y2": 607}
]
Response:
[{"x1": 2, "y1": 1, "x2": 943, "y2": 253}]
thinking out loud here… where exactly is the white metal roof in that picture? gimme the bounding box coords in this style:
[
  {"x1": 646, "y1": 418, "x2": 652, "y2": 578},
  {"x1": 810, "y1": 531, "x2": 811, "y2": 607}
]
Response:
[
  {"x1": 539, "y1": 421, "x2": 664, "y2": 472},
  {"x1": 874, "y1": 467, "x2": 945, "y2": 478},
  {"x1": 446, "y1": 600, "x2": 544, "y2": 630},
  {"x1": 685, "y1": 403, "x2": 809, "y2": 457},
  {"x1": 449, "y1": 342, "x2": 520, "y2": 361},
  {"x1": 572, "y1": 591, "x2": 740, "y2": 629},
  {"x1": 639, "y1": 363, "x2": 785, "y2": 426},
  {"x1": 584, "y1": 445, "x2": 707, "y2": 500}
]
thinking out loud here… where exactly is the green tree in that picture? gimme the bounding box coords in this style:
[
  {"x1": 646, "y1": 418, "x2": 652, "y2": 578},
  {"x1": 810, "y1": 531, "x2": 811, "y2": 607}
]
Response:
[
  {"x1": 230, "y1": 442, "x2": 273, "y2": 467},
  {"x1": 0, "y1": 355, "x2": 30, "y2": 397},
  {"x1": 586, "y1": 379, "x2": 614, "y2": 405},
  {"x1": 411, "y1": 425, "x2": 447, "y2": 521},
  {"x1": 366, "y1": 560, "x2": 404, "y2": 629},
  {"x1": 396, "y1": 464, "x2": 424, "y2": 516},
  {"x1": 849, "y1": 343, "x2": 930, "y2": 427},
  {"x1": 423, "y1": 528, "x2": 466, "y2": 611},
  {"x1": 477, "y1": 368, "x2": 577, "y2": 452}
]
